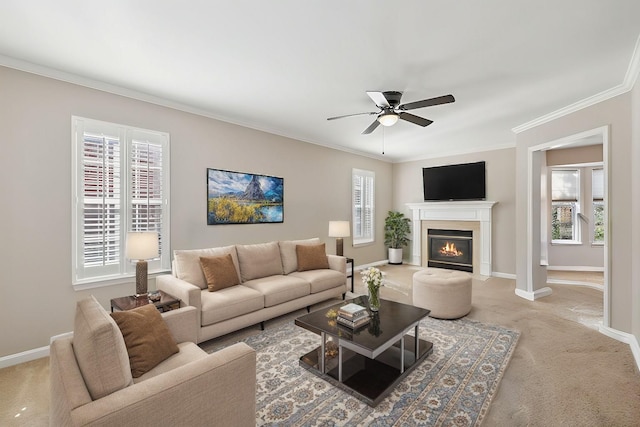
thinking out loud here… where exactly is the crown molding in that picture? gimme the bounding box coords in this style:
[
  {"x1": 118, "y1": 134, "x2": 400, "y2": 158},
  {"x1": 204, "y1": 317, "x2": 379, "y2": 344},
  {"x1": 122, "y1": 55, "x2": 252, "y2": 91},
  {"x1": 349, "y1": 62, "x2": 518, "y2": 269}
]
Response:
[
  {"x1": 393, "y1": 141, "x2": 515, "y2": 164},
  {"x1": 513, "y1": 35, "x2": 640, "y2": 134}
]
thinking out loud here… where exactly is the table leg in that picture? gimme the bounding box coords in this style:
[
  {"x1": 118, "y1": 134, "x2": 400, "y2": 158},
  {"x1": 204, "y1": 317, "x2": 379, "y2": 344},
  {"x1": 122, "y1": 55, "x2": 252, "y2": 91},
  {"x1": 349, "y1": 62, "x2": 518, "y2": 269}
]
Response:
[
  {"x1": 338, "y1": 344, "x2": 343, "y2": 382},
  {"x1": 415, "y1": 325, "x2": 420, "y2": 357},
  {"x1": 400, "y1": 336, "x2": 405, "y2": 373},
  {"x1": 320, "y1": 332, "x2": 326, "y2": 373}
]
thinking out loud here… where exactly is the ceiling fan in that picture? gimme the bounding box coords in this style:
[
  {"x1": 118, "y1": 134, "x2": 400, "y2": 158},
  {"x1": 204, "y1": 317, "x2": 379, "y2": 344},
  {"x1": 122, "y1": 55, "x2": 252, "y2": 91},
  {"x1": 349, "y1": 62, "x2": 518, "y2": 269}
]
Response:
[{"x1": 327, "y1": 91, "x2": 455, "y2": 134}]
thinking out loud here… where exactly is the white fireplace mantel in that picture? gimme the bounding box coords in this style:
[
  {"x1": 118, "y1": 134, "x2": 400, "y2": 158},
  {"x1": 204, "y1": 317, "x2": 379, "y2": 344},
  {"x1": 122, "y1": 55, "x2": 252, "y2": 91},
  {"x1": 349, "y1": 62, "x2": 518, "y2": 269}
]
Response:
[{"x1": 406, "y1": 201, "x2": 497, "y2": 276}]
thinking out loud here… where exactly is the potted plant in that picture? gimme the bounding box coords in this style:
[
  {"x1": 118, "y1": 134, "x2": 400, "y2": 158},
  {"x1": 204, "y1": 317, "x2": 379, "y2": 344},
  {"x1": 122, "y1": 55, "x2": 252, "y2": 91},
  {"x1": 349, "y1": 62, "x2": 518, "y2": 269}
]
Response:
[{"x1": 384, "y1": 211, "x2": 411, "y2": 265}]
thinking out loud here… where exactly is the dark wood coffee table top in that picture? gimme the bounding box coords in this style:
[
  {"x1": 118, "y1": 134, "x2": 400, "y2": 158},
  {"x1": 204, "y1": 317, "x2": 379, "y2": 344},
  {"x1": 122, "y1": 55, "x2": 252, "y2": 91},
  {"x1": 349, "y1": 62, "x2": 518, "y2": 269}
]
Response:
[{"x1": 295, "y1": 295, "x2": 430, "y2": 351}]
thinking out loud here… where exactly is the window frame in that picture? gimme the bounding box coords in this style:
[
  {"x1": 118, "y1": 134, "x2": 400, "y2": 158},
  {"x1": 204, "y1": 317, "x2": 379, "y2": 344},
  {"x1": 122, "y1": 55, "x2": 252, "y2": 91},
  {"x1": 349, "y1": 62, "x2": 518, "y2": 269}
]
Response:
[
  {"x1": 352, "y1": 168, "x2": 375, "y2": 246},
  {"x1": 550, "y1": 168, "x2": 581, "y2": 245},
  {"x1": 71, "y1": 117, "x2": 171, "y2": 289}
]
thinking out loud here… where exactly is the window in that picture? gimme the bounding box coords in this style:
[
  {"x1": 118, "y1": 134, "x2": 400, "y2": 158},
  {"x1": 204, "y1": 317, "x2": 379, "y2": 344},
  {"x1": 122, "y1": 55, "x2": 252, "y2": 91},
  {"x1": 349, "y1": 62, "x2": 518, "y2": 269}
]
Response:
[
  {"x1": 592, "y1": 168, "x2": 604, "y2": 243},
  {"x1": 72, "y1": 117, "x2": 170, "y2": 287},
  {"x1": 551, "y1": 169, "x2": 580, "y2": 243},
  {"x1": 352, "y1": 168, "x2": 375, "y2": 245}
]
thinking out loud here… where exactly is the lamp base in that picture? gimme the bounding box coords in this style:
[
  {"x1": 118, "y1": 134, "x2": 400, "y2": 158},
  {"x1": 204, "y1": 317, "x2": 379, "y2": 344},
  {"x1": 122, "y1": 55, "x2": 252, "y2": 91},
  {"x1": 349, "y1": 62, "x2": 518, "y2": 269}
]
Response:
[
  {"x1": 336, "y1": 238, "x2": 344, "y2": 257},
  {"x1": 135, "y1": 260, "x2": 148, "y2": 299}
]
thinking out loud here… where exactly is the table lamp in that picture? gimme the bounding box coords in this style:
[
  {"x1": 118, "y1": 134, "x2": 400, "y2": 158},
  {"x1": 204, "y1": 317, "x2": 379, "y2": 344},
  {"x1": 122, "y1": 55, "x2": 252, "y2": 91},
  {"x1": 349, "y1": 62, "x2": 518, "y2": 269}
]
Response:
[
  {"x1": 328, "y1": 221, "x2": 350, "y2": 256},
  {"x1": 126, "y1": 231, "x2": 159, "y2": 298}
]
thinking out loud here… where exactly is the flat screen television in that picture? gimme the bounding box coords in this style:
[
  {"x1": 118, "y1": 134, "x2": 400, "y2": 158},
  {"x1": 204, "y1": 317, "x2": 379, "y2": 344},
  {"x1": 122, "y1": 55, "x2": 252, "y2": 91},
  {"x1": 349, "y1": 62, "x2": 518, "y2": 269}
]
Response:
[{"x1": 423, "y1": 161, "x2": 486, "y2": 201}]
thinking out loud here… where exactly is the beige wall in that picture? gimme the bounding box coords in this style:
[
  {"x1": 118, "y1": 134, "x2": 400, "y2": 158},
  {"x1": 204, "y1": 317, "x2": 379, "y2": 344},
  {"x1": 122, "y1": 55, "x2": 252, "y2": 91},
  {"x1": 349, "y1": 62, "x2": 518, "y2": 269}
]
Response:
[
  {"x1": 392, "y1": 148, "x2": 516, "y2": 275},
  {"x1": 632, "y1": 77, "x2": 640, "y2": 339},
  {"x1": 515, "y1": 93, "x2": 635, "y2": 334},
  {"x1": 0, "y1": 66, "x2": 392, "y2": 357}
]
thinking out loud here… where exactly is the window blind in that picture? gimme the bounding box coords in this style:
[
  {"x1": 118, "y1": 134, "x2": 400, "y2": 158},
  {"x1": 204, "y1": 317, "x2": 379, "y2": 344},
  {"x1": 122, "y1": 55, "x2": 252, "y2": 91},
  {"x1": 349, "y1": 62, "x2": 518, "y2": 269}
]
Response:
[
  {"x1": 551, "y1": 169, "x2": 579, "y2": 201},
  {"x1": 592, "y1": 168, "x2": 604, "y2": 201},
  {"x1": 352, "y1": 169, "x2": 375, "y2": 245}
]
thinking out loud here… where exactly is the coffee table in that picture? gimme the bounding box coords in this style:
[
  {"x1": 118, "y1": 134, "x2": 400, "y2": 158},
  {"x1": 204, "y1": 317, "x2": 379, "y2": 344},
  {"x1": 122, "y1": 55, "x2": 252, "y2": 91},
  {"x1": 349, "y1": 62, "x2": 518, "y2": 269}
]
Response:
[{"x1": 294, "y1": 295, "x2": 432, "y2": 406}]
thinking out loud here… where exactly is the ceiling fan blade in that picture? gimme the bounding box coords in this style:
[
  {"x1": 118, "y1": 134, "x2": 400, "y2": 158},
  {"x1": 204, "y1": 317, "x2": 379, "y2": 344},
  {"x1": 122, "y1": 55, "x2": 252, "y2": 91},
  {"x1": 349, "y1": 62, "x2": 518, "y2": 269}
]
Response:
[
  {"x1": 362, "y1": 119, "x2": 381, "y2": 134},
  {"x1": 366, "y1": 91, "x2": 390, "y2": 108},
  {"x1": 399, "y1": 94, "x2": 455, "y2": 111},
  {"x1": 327, "y1": 111, "x2": 377, "y2": 121},
  {"x1": 399, "y1": 112, "x2": 433, "y2": 127}
]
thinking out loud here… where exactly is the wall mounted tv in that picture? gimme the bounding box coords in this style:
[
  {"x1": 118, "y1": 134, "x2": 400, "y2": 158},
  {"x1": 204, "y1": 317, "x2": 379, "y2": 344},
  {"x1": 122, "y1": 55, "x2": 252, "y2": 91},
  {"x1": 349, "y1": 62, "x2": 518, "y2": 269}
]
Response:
[{"x1": 422, "y1": 161, "x2": 486, "y2": 201}]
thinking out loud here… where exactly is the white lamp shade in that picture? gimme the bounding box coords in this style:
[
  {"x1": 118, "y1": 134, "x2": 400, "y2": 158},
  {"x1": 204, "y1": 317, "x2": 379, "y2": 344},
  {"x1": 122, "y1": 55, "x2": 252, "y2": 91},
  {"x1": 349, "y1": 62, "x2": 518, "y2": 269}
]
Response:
[
  {"x1": 378, "y1": 112, "x2": 399, "y2": 127},
  {"x1": 126, "y1": 232, "x2": 159, "y2": 260},
  {"x1": 328, "y1": 221, "x2": 350, "y2": 238}
]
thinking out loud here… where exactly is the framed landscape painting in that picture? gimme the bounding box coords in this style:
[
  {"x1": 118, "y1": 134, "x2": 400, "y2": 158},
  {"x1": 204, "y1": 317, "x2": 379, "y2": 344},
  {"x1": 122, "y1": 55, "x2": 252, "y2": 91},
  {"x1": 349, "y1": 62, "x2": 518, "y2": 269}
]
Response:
[{"x1": 207, "y1": 168, "x2": 284, "y2": 225}]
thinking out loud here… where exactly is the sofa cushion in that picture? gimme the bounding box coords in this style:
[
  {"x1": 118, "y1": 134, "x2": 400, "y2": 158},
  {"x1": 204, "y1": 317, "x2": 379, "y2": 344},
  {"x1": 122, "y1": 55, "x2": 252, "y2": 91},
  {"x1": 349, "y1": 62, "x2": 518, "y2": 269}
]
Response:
[
  {"x1": 111, "y1": 304, "x2": 180, "y2": 378},
  {"x1": 200, "y1": 254, "x2": 241, "y2": 292},
  {"x1": 236, "y1": 241, "x2": 283, "y2": 282},
  {"x1": 290, "y1": 269, "x2": 347, "y2": 294},
  {"x1": 279, "y1": 238, "x2": 321, "y2": 274},
  {"x1": 200, "y1": 286, "x2": 264, "y2": 326},
  {"x1": 296, "y1": 243, "x2": 330, "y2": 272},
  {"x1": 133, "y1": 342, "x2": 207, "y2": 383},
  {"x1": 243, "y1": 275, "x2": 310, "y2": 307},
  {"x1": 73, "y1": 296, "x2": 133, "y2": 400},
  {"x1": 174, "y1": 246, "x2": 240, "y2": 290}
]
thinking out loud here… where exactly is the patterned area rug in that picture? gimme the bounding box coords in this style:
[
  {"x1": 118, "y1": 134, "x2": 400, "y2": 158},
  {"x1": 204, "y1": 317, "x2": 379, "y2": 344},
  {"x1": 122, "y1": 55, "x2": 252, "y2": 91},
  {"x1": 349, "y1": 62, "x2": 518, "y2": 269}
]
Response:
[{"x1": 210, "y1": 316, "x2": 519, "y2": 426}]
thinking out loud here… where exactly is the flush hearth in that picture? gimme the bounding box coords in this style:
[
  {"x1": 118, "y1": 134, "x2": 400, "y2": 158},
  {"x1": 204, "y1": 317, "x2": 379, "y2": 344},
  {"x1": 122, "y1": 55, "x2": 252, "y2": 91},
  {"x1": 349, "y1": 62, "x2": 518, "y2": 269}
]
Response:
[{"x1": 427, "y1": 229, "x2": 473, "y2": 273}]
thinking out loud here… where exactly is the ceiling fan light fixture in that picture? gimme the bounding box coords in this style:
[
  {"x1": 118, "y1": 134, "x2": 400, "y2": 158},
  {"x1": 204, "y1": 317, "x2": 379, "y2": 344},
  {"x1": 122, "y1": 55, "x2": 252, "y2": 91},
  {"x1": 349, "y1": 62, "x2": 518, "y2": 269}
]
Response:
[{"x1": 378, "y1": 112, "x2": 399, "y2": 127}]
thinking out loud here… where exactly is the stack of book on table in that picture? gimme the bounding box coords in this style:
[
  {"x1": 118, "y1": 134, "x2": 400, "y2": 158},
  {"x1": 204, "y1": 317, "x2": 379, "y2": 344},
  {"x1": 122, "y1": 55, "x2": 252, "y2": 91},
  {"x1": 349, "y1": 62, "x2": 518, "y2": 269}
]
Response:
[{"x1": 337, "y1": 303, "x2": 370, "y2": 329}]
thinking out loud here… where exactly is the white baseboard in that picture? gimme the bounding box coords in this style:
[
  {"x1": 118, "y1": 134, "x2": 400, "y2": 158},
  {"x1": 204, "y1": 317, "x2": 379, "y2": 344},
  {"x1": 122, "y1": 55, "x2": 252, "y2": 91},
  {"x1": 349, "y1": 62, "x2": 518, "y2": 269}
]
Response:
[
  {"x1": 547, "y1": 266, "x2": 604, "y2": 272},
  {"x1": 492, "y1": 271, "x2": 516, "y2": 280},
  {"x1": 515, "y1": 286, "x2": 553, "y2": 301},
  {"x1": 0, "y1": 346, "x2": 49, "y2": 369},
  {"x1": 599, "y1": 326, "x2": 640, "y2": 372}
]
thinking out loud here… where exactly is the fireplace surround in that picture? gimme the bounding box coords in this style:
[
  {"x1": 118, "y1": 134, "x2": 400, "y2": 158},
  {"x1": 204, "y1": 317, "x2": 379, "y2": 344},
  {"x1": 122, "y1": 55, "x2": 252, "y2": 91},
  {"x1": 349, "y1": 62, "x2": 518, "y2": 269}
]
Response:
[{"x1": 407, "y1": 201, "x2": 496, "y2": 276}]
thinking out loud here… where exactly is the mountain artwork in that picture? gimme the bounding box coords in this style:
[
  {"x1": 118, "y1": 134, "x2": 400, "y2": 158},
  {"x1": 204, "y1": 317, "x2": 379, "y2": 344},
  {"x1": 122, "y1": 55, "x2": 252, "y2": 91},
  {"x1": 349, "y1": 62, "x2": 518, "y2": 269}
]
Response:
[{"x1": 207, "y1": 168, "x2": 284, "y2": 224}]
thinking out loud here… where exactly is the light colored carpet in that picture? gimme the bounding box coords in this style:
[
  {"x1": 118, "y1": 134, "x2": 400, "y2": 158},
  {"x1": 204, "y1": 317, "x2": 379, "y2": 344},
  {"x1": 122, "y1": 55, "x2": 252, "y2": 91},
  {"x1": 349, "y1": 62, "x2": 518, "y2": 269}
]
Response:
[
  {"x1": 2, "y1": 265, "x2": 639, "y2": 426},
  {"x1": 207, "y1": 314, "x2": 519, "y2": 426}
]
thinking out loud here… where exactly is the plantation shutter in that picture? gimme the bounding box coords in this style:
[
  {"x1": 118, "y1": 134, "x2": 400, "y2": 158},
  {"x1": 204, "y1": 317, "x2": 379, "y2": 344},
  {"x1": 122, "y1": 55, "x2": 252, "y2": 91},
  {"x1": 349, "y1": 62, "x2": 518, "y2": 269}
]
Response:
[
  {"x1": 73, "y1": 117, "x2": 170, "y2": 286},
  {"x1": 551, "y1": 169, "x2": 579, "y2": 202},
  {"x1": 130, "y1": 136, "x2": 164, "y2": 257},
  {"x1": 592, "y1": 168, "x2": 604, "y2": 201},
  {"x1": 352, "y1": 169, "x2": 375, "y2": 245},
  {"x1": 79, "y1": 129, "x2": 122, "y2": 277}
]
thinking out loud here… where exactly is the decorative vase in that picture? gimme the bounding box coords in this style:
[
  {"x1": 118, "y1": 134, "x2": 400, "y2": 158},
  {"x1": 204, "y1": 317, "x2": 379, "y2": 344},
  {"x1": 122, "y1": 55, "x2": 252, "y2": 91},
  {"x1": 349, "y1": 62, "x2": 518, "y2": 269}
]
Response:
[
  {"x1": 368, "y1": 282, "x2": 380, "y2": 311},
  {"x1": 361, "y1": 266, "x2": 382, "y2": 312}
]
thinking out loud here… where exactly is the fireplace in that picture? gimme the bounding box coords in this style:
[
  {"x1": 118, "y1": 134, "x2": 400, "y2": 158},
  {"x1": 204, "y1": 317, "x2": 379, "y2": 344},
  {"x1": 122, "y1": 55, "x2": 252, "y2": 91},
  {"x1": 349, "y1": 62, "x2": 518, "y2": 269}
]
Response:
[
  {"x1": 427, "y1": 229, "x2": 473, "y2": 272},
  {"x1": 407, "y1": 201, "x2": 496, "y2": 276}
]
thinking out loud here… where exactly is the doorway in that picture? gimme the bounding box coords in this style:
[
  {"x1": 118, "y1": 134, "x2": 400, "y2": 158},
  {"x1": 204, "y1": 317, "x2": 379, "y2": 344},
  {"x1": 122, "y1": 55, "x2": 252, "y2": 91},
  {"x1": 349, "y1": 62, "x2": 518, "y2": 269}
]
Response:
[{"x1": 526, "y1": 126, "x2": 610, "y2": 328}]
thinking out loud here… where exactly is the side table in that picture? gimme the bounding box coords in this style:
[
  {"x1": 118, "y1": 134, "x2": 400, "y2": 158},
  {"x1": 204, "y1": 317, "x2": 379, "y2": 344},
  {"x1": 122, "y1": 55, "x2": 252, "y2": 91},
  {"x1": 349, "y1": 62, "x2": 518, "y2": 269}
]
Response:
[
  {"x1": 110, "y1": 290, "x2": 180, "y2": 313},
  {"x1": 346, "y1": 257, "x2": 354, "y2": 293}
]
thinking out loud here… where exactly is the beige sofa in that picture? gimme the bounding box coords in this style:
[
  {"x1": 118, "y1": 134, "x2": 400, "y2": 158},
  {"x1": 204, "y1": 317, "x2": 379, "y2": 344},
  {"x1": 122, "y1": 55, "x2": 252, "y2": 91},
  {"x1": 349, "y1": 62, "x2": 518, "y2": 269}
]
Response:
[
  {"x1": 50, "y1": 296, "x2": 256, "y2": 426},
  {"x1": 156, "y1": 238, "x2": 347, "y2": 343}
]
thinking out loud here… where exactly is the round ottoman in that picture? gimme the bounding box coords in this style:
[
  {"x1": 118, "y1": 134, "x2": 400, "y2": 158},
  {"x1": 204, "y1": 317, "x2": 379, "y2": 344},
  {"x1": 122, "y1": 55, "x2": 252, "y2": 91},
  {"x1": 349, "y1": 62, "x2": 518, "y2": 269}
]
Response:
[{"x1": 412, "y1": 268, "x2": 472, "y2": 319}]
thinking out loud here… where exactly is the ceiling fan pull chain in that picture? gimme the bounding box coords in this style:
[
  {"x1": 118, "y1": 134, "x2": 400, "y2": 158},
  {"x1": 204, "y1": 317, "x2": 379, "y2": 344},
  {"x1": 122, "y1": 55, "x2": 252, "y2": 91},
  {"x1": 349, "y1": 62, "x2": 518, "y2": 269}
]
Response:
[{"x1": 382, "y1": 126, "x2": 385, "y2": 155}]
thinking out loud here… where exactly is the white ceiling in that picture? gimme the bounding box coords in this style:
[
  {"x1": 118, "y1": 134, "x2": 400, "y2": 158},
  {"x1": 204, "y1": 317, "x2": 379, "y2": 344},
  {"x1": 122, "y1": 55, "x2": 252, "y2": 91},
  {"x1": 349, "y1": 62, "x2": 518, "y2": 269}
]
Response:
[{"x1": 1, "y1": 1, "x2": 639, "y2": 162}]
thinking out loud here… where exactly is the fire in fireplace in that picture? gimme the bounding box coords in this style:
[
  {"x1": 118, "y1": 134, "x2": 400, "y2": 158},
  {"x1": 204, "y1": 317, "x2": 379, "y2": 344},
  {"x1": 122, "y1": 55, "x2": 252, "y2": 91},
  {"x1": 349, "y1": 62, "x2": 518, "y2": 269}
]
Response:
[{"x1": 427, "y1": 229, "x2": 473, "y2": 272}]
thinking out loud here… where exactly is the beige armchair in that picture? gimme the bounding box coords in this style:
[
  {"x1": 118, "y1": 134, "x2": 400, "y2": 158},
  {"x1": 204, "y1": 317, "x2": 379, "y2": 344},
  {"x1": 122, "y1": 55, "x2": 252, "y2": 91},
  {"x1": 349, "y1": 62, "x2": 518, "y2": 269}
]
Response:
[{"x1": 49, "y1": 296, "x2": 256, "y2": 426}]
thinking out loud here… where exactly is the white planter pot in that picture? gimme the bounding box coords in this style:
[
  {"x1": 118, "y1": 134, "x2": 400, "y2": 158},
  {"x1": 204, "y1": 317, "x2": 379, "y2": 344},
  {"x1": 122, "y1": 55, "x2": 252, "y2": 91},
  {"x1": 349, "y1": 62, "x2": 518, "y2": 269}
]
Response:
[{"x1": 388, "y1": 248, "x2": 403, "y2": 265}]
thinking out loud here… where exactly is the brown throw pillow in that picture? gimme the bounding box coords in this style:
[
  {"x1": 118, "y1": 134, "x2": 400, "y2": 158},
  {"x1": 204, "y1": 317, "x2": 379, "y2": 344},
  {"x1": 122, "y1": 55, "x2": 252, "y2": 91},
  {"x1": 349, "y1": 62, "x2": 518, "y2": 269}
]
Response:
[
  {"x1": 200, "y1": 254, "x2": 241, "y2": 291},
  {"x1": 296, "y1": 243, "x2": 330, "y2": 272},
  {"x1": 110, "y1": 304, "x2": 179, "y2": 378}
]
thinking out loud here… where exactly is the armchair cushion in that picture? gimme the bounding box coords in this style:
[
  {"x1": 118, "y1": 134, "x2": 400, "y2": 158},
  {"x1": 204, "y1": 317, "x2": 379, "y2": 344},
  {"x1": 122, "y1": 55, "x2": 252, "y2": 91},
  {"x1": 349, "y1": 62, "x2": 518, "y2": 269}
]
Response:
[
  {"x1": 296, "y1": 243, "x2": 330, "y2": 272},
  {"x1": 111, "y1": 304, "x2": 180, "y2": 378},
  {"x1": 200, "y1": 254, "x2": 241, "y2": 292},
  {"x1": 73, "y1": 296, "x2": 133, "y2": 400}
]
